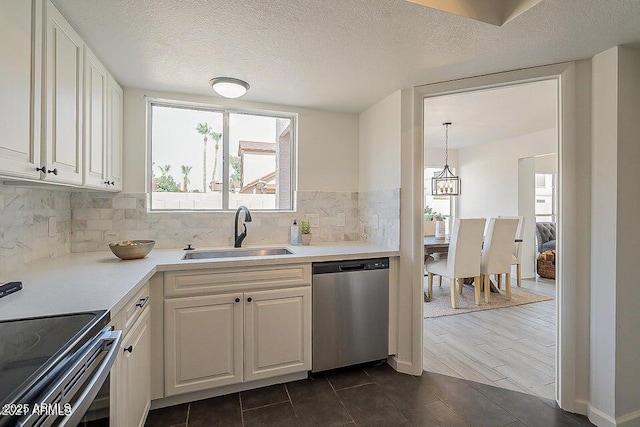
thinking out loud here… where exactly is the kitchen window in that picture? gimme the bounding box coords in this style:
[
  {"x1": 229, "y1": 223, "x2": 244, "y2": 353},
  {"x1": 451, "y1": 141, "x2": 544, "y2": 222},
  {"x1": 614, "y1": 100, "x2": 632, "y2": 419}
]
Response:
[{"x1": 148, "y1": 101, "x2": 296, "y2": 211}]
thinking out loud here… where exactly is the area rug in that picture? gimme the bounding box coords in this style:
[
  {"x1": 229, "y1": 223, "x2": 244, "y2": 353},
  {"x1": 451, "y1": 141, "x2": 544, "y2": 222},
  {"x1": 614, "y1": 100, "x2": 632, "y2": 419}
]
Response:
[{"x1": 424, "y1": 278, "x2": 553, "y2": 318}]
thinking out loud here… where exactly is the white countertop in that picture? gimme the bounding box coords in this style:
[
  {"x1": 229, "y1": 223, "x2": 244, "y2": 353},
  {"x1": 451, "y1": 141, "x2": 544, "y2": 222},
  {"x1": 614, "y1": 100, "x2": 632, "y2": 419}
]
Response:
[{"x1": 0, "y1": 242, "x2": 398, "y2": 322}]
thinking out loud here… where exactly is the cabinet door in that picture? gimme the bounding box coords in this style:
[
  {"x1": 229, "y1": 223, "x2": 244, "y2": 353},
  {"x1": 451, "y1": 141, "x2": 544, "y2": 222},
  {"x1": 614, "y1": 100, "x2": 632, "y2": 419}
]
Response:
[
  {"x1": 83, "y1": 46, "x2": 107, "y2": 189},
  {"x1": 0, "y1": 0, "x2": 42, "y2": 179},
  {"x1": 164, "y1": 293, "x2": 243, "y2": 396},
  {"x1": 106, "y1": 73, "x2": 123, "y2": 191},
  {"x1": 44, "y1": 0, "x2": 83, "y2": 184},
  {"x1": 120, "y1": 307, "x2": 151, "y2": 427},
  {"x1": 244, "y1": 287, "x2": 311, "y2": 382}
]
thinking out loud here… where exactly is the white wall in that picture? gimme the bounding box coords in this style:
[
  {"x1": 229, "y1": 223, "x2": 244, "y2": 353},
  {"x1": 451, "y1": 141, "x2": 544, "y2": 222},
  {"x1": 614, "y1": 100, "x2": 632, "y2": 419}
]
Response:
[
  {"x1": 243, "y1": 153, "x2": 275, "y2": 184},
  {"x1": 518, "y1": 157, "x2": 536, "y2": 277},
  {"x1": 358, "y1": 90, "x2": 402, "y2": 191},
  {"x1": 456, "y1": 128, "x2": 556, "y2": 217},
  {"x1": 614, "y1": 46, "x2": 640, "y2": 420},
  {"x1": 573, "y1": 58, "x2": 592, "y2": 414},
  {"x1": 122, "y1": 88, "x2": 359, "y2": 193},
  {"x1": 589, "y1": 45, "x2": 640, "y2": 426},
  {"x1": 535, "y1": 153, "x2": 557, "y2": 174},
  {"x1": 590, "y1": 47, "x2": 619, "y2": 420},
  {"x1": 424, "y1": 147, "x2": 458, "y2": 170}
]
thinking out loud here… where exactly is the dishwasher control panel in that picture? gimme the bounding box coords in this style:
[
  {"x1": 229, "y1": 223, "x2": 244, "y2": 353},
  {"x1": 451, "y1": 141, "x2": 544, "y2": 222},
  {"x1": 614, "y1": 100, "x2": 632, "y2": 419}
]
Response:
[{"x1": 312, "y1": 258, "x2": 389, "y2": 275}]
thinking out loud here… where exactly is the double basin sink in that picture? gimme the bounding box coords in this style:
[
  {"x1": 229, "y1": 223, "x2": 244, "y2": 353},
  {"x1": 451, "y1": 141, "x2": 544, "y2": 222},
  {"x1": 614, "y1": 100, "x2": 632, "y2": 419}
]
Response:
[{"x1": 182, "y1": 247, "x2": 294, "y2": 260}]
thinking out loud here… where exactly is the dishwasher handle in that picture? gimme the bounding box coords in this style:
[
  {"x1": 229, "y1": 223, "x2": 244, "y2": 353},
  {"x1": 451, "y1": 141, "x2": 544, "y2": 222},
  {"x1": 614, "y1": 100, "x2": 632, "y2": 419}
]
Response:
[{"x1": 339, "y1": 264, "x2": 366, "y2": 272}]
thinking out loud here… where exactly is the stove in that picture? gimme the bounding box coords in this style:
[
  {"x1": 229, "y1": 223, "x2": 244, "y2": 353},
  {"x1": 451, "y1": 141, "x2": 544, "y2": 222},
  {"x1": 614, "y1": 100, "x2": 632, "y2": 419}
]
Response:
[{"x1": 0, "y1": 311, "x2": 120, "y2": 426}]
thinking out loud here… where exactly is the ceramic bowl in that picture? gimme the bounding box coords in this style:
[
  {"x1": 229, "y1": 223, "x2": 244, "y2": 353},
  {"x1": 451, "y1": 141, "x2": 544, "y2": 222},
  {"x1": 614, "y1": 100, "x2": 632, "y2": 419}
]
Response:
[{"x1": 108, "y1": 240, "x2": 155, "y2": 260}]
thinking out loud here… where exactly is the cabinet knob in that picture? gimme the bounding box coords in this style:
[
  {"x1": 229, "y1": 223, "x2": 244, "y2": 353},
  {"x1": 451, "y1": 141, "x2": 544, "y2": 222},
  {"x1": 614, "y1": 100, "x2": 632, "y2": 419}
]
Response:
[
  {"x1": 36, "y1": 166, "x2": 47, "y2": 174},
  {"x1": 235, "y1": 298, "x2": 240, "y2": 303},
  {"x1": 47, "y1": 168, "x2": 58, "y2": 176},
  {"x1": 104, "y1": 180, "x2": 110, "y2": 185},
  {"x1": 124, "y1": 345, "x2": 133, "y2": 353},
  {"x1": 109, "y1": 181, "x2": 115, "y2": 186},
  {"x1": 136, "y1": 296, "x2": 149, "y2": 308},
  {"x1": 247, "y1": 297, "x2": 252, "y2": 302}
]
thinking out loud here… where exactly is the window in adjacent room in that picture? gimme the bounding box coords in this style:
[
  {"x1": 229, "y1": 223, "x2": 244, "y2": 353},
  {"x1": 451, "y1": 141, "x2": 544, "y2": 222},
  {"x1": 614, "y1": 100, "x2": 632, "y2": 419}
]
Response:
[
  {"x1": 424, "y1": 167, "x2": 455, "y2": 234},
  {"x1": 535, "y1": 173, "x2": 556, "y2": 222},
  {"x1": 148, "y1": 101, "x2": 295, "y2": 211}
]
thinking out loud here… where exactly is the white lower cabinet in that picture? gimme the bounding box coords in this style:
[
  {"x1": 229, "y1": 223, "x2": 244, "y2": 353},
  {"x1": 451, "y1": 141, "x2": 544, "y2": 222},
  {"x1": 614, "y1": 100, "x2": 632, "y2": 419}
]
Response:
[
  {"x1": 244, "y1": 287, "x2": 311, "y2": 381},
  {"x1": 110, "y1": 283, "x2": 151, "y2": 427},
  {"x1": 164, "y1": 286, "x2": 311, "y2": 397},
  {"x1": 164, "y1": 293, "x2": 244, "y2": 396},
  {"x1": 119, "y1": 307, "x2": 151, "y2": 427}
]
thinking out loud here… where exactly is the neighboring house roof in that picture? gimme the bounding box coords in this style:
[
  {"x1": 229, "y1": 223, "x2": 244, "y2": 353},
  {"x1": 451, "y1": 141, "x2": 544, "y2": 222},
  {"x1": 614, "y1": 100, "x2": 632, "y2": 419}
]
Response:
[
  {"x1": 238, "y1": 141, "x2": 276, "y2": 156},
  {"x1": 240, "y1": 171, "x2": 276, "y2": 194},
  {"x1": 279, "y1": 124, "x2": 291, "y2": 138}
]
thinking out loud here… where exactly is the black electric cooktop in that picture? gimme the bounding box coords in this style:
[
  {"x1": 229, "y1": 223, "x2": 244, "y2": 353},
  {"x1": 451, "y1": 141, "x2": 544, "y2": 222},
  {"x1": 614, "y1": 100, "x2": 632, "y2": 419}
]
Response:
[{"x1": 0, "y1": 311, "x2": 108, "y2": 407}]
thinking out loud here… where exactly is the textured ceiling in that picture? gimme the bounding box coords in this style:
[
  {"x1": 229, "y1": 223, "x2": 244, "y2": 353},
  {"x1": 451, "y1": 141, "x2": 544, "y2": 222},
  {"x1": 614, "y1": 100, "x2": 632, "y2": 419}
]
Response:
[
  {"x1": 53, "y1": 0, "x2": 640, "y2": 113},
  {"x1": 424, "y1": 80, "x2": 557, "y2": 149}
]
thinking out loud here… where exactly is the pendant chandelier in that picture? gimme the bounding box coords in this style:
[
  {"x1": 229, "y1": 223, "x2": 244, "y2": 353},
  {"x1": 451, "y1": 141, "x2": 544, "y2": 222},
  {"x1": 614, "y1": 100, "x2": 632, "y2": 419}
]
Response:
[{"x1": 431, "y1": 122, "x2": 460, "y2": 196}]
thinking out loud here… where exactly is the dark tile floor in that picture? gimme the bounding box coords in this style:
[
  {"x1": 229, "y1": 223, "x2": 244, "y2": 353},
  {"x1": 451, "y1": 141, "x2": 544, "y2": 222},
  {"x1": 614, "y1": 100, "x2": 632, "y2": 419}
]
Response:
[{"x1": 145, "y1": 363, "x2": 594, "y2": 427}]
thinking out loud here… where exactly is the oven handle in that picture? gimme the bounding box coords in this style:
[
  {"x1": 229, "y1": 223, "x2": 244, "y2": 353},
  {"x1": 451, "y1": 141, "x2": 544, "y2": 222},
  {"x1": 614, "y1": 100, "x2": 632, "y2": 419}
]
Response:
[
  {"x1": 19, "y1": 327, "x2": 122, "y2": 427},
  {"x1": 60, "y1": 328, "x2": 122, "y2": 426}
]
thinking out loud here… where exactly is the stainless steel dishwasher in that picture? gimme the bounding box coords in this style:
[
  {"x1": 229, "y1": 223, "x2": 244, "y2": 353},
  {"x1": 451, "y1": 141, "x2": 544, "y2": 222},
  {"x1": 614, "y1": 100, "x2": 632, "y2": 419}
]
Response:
[{"x1": 312, "y1": 258, "x2": 389, "y2": 372}]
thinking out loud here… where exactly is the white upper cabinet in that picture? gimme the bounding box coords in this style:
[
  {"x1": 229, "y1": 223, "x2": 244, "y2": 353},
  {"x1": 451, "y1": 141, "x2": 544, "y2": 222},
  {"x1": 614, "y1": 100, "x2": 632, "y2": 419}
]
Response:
[
  {"x1": 107, "y1": 74, "x2": 123, "y2": 191},
  {"x1": 83, "y1": 46, "x2": 107, "y2": 189},
  {"x1": 43, "y1": 0, "x2": 84, "y2": 185},
  {"x1": 0, "y1": 0, "x2": 43, "y2": 179},
  {"x1": 0, "y1": 0, "x2": 123, "y2": 190}
]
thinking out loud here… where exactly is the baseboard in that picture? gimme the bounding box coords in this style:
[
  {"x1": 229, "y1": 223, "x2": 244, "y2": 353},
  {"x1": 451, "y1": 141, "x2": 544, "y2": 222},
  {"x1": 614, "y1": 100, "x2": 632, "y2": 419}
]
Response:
[
  {"x1": 586, "y1": 404, "x2": 640, "y2": 427},
  {"x1": 388, "y1": 356, "x2": 419, "y2": 375},
  {"x1": 574, "y1": 398, "x2": 589, "y2": 416},
  {"x1": 150, "y1": 371, "x2": 307, "y2": 410},
  {"x1": 588, "y1": 405, "x2": 617, "y2": 427},
  {"x1": 616, "y1": 408, "x2": 640, "y2": 426}
]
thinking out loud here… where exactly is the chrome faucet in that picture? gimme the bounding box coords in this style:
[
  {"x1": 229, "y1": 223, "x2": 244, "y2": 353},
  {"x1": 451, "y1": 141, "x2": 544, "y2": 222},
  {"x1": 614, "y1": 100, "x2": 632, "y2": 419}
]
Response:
[{"x1": 234, "y1": 205, "x2": 252, "y2": 248}]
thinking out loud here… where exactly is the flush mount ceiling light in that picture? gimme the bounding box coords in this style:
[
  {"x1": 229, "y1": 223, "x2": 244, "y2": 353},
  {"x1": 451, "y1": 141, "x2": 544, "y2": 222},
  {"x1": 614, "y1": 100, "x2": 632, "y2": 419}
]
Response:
[
  {"x1": 432, "y1": 122, "x2": 460, "y2": 196},
  {"x1": 209, "y1": 77, "x2": 250, "y2": 98}
]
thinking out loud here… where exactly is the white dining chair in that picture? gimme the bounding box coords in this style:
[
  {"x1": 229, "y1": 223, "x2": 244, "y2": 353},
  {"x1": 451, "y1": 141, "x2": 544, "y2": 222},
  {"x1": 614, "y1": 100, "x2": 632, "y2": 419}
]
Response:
[
  {"x1": 425, "y1": 218, "x2": 486, "y2": 308},
  {"x1": 481, "y1": 218, "x2": 519, "y2": 303},
  {"x1": 499, "y1": 216, "x2": 525, "y2": 287}
]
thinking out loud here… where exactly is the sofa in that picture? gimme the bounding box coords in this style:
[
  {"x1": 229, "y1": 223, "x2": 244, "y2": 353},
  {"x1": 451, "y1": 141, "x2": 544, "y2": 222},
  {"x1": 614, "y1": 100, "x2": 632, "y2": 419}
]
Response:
[{"x1": 535, "y1": 222, "x2": 556, "y2": 253}]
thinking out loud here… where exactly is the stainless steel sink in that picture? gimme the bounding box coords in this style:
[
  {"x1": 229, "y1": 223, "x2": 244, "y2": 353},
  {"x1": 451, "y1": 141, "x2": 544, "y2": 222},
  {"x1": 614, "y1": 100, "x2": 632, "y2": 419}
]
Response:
[{"x1": 182, "y1": 247, "x2": 294, "y2": 260}]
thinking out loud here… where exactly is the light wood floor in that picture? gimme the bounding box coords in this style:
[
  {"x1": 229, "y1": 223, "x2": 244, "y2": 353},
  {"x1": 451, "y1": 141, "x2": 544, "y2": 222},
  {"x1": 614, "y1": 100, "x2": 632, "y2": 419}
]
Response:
[{"x1": 423, "y1": 277, "x2": 556, "y2": 400}]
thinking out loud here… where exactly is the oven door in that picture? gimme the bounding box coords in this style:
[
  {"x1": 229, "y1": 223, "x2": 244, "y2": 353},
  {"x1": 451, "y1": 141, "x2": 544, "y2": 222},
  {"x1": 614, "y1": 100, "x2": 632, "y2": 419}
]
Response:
[
  {"x1": 17, "y1": 327, "x2": 122, "y2": 427},
  {"x1": 76, "y1": 372, "x2": 111, "y2": 426}
]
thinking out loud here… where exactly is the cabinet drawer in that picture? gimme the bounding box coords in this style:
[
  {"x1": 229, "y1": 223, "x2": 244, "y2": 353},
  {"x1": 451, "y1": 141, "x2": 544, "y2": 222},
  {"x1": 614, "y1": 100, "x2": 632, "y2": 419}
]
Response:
[
  {"x1": 123, "y1": 282, "x2": 150, "y2": 332},
  {"x1": 164, "y1": 264, "x2": 311, "y2": 298}
]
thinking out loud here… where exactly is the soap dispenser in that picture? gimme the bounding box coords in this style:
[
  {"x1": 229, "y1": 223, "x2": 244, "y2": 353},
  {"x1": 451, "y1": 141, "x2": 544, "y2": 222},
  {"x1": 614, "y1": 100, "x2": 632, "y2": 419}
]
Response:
[{"x1": 290, "y1": 220, "x2": 300, "y2": 245}]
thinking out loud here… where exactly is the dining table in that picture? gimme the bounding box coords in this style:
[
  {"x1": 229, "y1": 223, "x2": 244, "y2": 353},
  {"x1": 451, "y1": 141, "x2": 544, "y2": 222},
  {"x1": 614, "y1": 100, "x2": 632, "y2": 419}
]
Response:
[{"x1": 423, "y1": 236, "x2": 523, "y2": 302}]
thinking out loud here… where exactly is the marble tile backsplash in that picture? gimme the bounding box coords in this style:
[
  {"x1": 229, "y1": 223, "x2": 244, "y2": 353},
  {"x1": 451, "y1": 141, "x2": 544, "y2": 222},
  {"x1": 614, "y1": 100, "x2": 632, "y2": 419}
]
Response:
[
  {"x1": 0, "y1": 186, "x2": 399, "y2": 273},
  {"x1": 359, "y1": 188, "x2": 400, "y2": 249},
  {"x1": 0, "y1": 185, "x2": 71, "y2": 276},
  {"x1": 71, "y1": 191, "x2": 360, "y2": 252}
]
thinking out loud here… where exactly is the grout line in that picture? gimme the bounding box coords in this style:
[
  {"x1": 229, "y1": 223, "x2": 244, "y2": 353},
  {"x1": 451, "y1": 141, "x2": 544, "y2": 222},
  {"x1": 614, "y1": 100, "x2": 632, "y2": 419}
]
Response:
[
  {"x1": 284, "y1": 384, "x2": 293, "y2": 403},
  {"x1": 185, "y1": 403, "x2": 191, "y2": 427},
  {"x1": 283, "y1": 384, "x2": 302, "y2": 422},
  {"x1": 241, "y1": 400, "x2": 291, "y2": 413},
  {"x1": 331, "y1": 382, "x2": 374, "y2": 392},
  {"x1": 238, "y1": 393, "x2": 245, "y2": 427},
  {"x1": 327, "y1": 375, "x2": 356, "y2": 426}
]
